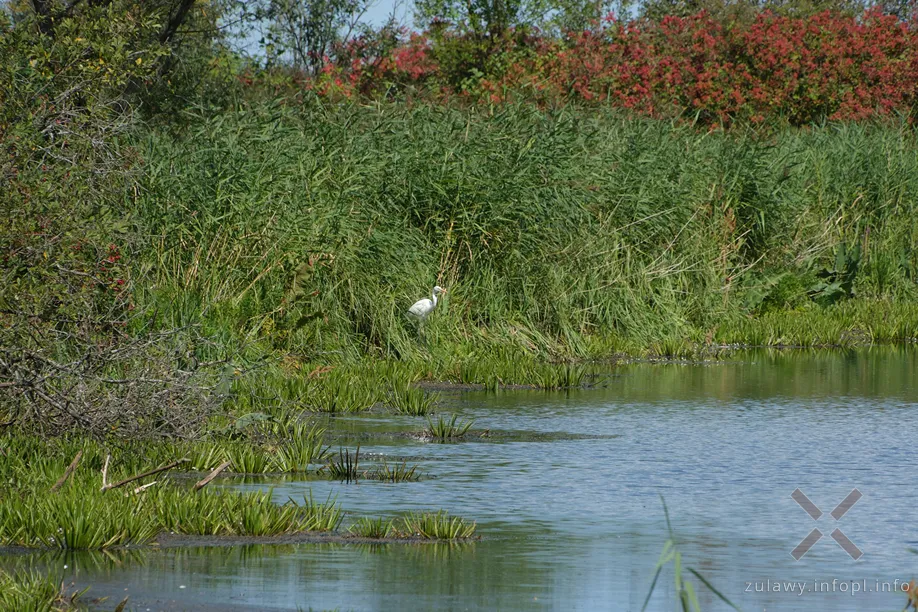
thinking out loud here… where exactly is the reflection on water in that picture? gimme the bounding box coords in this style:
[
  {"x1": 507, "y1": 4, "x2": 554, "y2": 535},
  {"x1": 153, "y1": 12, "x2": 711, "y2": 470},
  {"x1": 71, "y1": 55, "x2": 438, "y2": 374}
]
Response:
[{"x1": 3, "y1": 347, "x2": 917, "y2": 611}]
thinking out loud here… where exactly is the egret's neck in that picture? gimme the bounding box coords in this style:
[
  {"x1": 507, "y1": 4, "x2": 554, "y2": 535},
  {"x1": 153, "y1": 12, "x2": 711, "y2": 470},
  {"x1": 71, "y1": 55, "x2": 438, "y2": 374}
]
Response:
[{"x1": 431, "y1": 291, "x2": 438, "y2": 307}]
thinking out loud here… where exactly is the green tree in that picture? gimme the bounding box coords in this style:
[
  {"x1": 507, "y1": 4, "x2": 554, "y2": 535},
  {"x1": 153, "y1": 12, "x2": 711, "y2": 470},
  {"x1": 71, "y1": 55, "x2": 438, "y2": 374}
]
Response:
[{"x1": 243, "y1": 0, "x2": 372, "y2": 74}]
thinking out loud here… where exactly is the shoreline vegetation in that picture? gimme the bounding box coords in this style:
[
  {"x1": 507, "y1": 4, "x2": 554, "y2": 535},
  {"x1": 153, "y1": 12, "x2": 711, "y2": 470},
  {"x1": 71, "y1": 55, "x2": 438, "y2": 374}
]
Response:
[
  {"x1": 3, "y1": 1, "x2": 918, "y2": 609},
  {"x1": 4, "y1": 1, "x2": 918, "y2": 439}
]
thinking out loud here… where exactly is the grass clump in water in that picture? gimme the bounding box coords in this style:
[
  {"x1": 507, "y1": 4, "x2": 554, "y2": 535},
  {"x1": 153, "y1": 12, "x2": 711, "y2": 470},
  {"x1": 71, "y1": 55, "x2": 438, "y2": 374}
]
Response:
[
  {"x1": 322, "y1": 445, "x2": 361, "y2": 482},
  {"x1": 348, "y1": 517, "x2": 396, "y2": 539},
  {"x1": 221, "y1": 443, "x2": 273, "y2": 474},
  {"x1": 272, "y1": 423, "x2": 331, "y2": 472},
  {"x1": 387, "y1": 383, "x2": 437, "y2": 416},
  {"x1": 0, "y1": 484, "x2": 161, "y2": 549},
  {"x1": 426, "y1": 415, "x2": 474, "y2": 441},
  {"x1": 0, "y1": 434, "x2": 347, "y2": 548},
  {"x1": 365, "y1": 460, "x2": 421, "y2": 483},
  {"x1": 399, "y1": 511, "x2": 476, "y2": 540}
]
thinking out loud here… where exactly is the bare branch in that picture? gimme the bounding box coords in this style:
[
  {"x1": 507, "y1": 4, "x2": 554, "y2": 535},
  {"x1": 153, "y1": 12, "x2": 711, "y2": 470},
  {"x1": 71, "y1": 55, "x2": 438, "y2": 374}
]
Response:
[
  {"x1": 102, "y1": 458, "x2": 188, "y2": 491},
  {"x1": 194, "y1": 460, "x2": 232, "y2": 491},
  {"x1": 51, "y1": 451, "x2": 83, "y2": 492}
]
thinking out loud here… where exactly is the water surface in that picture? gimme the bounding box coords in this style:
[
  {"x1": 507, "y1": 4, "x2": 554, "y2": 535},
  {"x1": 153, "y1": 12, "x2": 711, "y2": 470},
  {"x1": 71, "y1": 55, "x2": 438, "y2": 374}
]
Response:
[{"x1": 6, "y1": 347, "x2": 918, "y2": 611}]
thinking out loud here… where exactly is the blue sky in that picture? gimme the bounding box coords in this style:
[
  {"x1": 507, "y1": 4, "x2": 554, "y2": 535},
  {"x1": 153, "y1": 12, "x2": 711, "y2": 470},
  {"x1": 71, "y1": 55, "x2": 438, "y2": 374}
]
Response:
[{"x1": 363, "y1": 0, "x2": 411, "y2": 26}]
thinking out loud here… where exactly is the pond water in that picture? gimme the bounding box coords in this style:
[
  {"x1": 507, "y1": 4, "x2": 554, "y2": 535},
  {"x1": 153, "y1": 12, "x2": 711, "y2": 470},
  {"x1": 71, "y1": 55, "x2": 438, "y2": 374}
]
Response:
[{"x1": 6, "y1": 347, "x2": 918, "y2": 611}]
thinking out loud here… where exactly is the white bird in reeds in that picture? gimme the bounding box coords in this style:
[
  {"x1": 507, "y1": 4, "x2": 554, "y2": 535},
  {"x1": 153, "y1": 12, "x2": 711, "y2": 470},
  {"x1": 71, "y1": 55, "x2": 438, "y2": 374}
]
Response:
[{"x1": 407, "y1": 286, "x2": 446, "y2": 321}]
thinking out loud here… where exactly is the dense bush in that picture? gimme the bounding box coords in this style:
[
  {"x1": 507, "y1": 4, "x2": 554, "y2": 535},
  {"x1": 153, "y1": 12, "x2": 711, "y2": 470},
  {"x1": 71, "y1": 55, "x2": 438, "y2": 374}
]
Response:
[
  {"x1": 318, "y1": 9, "x2": 918, "y2": 124},
  {"x1": 0, "y1": 3, "x2": 231, "y2": 435}
]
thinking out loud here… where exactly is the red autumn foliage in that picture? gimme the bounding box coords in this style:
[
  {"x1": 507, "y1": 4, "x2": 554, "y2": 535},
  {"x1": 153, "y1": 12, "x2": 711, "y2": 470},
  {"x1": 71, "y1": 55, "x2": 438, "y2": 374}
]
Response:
[{"x1": 311, "y1": 9, "x2": 918, "y2": 124}]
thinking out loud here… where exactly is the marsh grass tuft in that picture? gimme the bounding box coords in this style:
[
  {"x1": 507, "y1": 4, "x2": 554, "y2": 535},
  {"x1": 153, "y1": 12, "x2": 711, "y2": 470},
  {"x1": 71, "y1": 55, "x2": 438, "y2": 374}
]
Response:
[
  {"x1": 222, "y1": 443, "x2": 272, "y2": 474},
  {"x1": 272, "y1": 422, "x2": 330, "y2": 472},
  {"x1": 323, "y1": 445, "x2": 361, "y2": 482},
  {"x1": 348, "y1": 516, "x2": 396, "y2": 539},
  {"x1": 387, "y1": 383, "x2": 437, "y2": 416},
  {"x1": 365, "y1": 460, "x2": 421, "y2": 483},
  {"x1": 399, "y1": 511, "x2": 476, "y2": 540},
  {"x1": 0, "y1": 434, "x2": 346, "y2": 548},
  {"x1": 426, "y1": 415, "x2": 474, "y2": 441},
  {"x1": 300, "y1": 493, "x2": 345, "y2": 531},
  {"x1": 0, "y1": 483, "x2": 161, "y2": 549}
]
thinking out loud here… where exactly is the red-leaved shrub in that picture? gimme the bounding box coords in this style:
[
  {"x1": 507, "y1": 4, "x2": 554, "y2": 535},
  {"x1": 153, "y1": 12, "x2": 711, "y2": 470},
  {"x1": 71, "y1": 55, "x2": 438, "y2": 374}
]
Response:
[{"x1": 314, "y1": 9, "x2": 918, "y2": 124}]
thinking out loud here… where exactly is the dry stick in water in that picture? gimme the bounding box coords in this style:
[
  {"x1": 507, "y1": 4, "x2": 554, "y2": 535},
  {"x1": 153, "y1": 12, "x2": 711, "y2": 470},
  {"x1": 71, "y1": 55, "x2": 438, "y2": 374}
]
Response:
[
  {"x1": 101, "y1": 458, "x2": 188, "y2": 492},
  {"x1": 194, "y1": 460, "x2": 231, "y2": 491},
  {"x1": 50, "y1": 450, "x2": 83, "y2": 492}
]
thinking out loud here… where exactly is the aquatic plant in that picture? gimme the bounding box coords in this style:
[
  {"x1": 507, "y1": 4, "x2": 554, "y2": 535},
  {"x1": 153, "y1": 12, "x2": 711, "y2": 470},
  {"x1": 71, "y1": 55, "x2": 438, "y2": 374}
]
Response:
[
  {"x1": 272, "y1": 422, "x2": 330, "y2": 472},
  {"x1": 222, "y1": 443, "x2": 273, "y2": 474},
  {"x1": 0, "y1": 481, "x2": 161, "y2": 549},
  {"x1": 426, "y1": 415, "x2": 474, "y2": 440},
  {"x1": 366, "y1": 460, "x2": 421, "y2": 483},
  {"x1": 305, "y1": 373, "x2": 377, "y2": 414},
  {"x1": 323, "y1": 445, "x2": 362, "y2": 482},
  {"x1": 300, "y1": 493, "x2": 345, "y2": 531},
  {"x1": 234, "y1": 490, "x2": 305, "y2": 536},
  {"x1": 387, "y1": 383, "x2": 437, "y2": 416},
  {"x1": 348, "y1": 517, "x2": 395, "y2": 539},
  {"x1": 0, "y1": 434, "x2": 347, "y2": 547},
  {"x1": 399, "y1": 511, "x2": 476, "y2": 540},
  {"x1": 185, "y1": 442, "x2": 226, "y2": 472}
]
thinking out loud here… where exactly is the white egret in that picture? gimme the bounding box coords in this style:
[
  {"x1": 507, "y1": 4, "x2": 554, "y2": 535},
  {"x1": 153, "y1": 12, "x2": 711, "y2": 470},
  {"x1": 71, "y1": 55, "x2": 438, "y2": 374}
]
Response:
[{"x1": 408, "y1": 286, "x2": 446, "y2": 321}]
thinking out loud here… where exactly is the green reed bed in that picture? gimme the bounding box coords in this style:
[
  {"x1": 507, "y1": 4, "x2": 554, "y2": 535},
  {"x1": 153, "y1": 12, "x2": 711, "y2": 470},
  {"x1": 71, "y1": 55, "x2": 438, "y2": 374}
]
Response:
[
  {"x1": 135, "y1": 101, "x2": 918, "y2": 371},
  {"x1": 272, "y1": 423, "x2": 331, "y2": 472},
  {"x1": 0, "y1": 479, "x2": 340, "y2": 549},
  {"x1": 387, "y1": 383, "x2": 438, "y2": 416}
]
